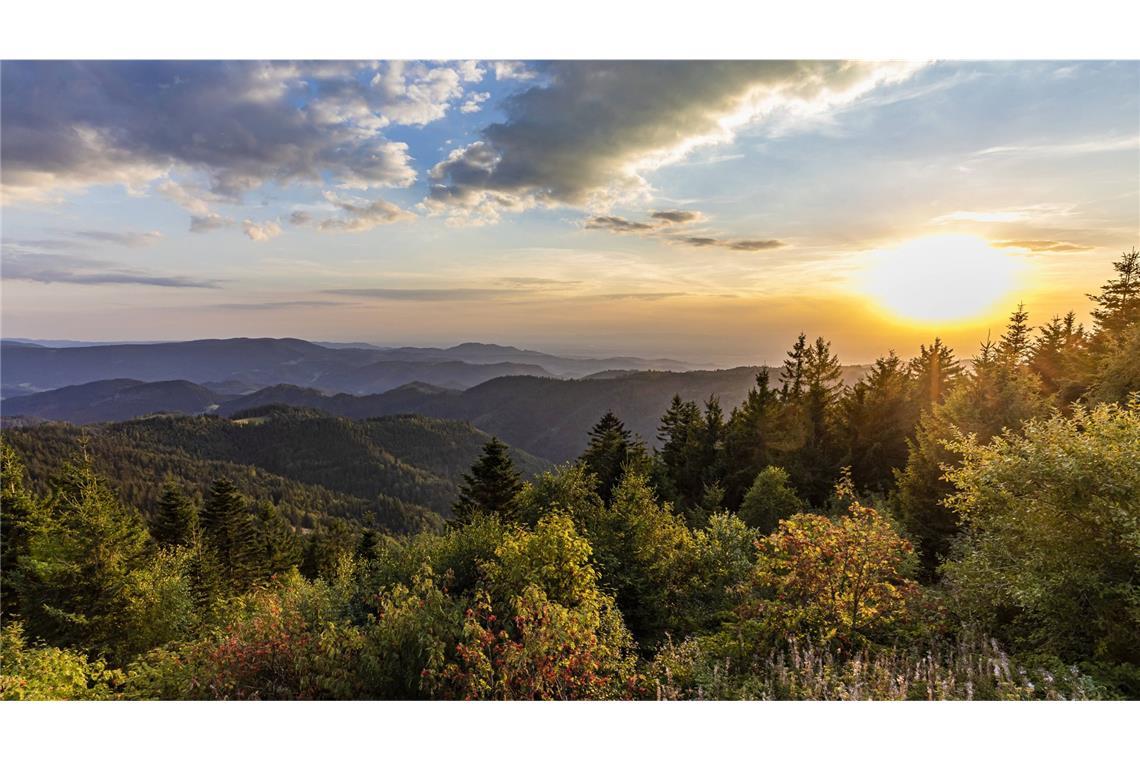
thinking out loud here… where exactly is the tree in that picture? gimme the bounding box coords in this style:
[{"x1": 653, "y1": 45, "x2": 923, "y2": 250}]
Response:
[
  {"x1": 942, "y1": 402, "x2": 1140, "y2": 696},
  {"x1": 199, "y1": 479, "x2": 260, "y2": 594},
  {"x1": 151, "y1": 480, "x2": 198, "y2": 548},
  {"x1": 255, "y1": 500, "x2": 302, "y2": 577},
  {"x1": 1, "y1": 442, "x2": 48, "y2": 617},
  {"x1": 780, "y1": 332, "x2": 809, "y2": 402},
  {"x1": 579, "y1": 411, "x2": 648, "y2": 504},
  {"x1": 895, "y1": 328, "x2": 1048, "y2": 576},
  {"x1": 722, "y1": 370, "x2": 779, "y2": 510},
  {"x1": 1088, "y1": 247, "x2": 1140, "y2": 340},
  {"x1": 15, "y1": 456, "x2": 152, "y2": 661},
  {"x1": 997, "y1": 302, "x2": 1033, "y2": 365},
  {"x1": 1030, "y1": 312, "x2": 1089, "y2": 404},
  {"x1": 908, "y1": 337, "x2": 962, "y2": 411},
  {"x1": 839, "y1": 352, "x2": 916, "y2": 494},
  {"x1": 783, "y1": 336, "x2": 844, "y2": 505},
  {"x1": 452, "y1": 437, "x2": 523, "y2": 523},
  {"x1": 742, "y1": 496, "x2": 920, "y2": 646},
  {"x1": 738, "y1": 465, "x2": 808, "y2": 534},
  {"x1": 656, "y1": 395, "x2": 706, "y2": 509}
]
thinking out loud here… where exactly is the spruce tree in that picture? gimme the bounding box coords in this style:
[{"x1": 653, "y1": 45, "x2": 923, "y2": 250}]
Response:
[
  {"x1": 722, "y1": 370, "x2": 779, "y2": 510},
  {"x1": 255, "y1": 500, "x2": 302, "y2": 576},
  {"x1": 152, "y1": 479, "x2": 198, "y2": 548},
  {"x1": 453, "y1": 437, "x2": 523, "y2": 523},
  {"x1": 1088, "y1": 247, "x2": 1140, "y2": 339},
  {"x1": 580, "y1": 411, "x2": 648, "y2": 504},
  {"x1": 908, "y1": 337, "x2": 962, "y2": 411},
  {"x1": 838, "y1": 351, "x2": 915, "y2": 494},
  {"x1": 656, "y1": 395, "x2": 705, "y2": 506},
  {"x1": 1, "y1": 442, "x2": 49, "y2": 617},
  {"x1": 200, "y1": 479, "x2": 259, "y2": 593}
]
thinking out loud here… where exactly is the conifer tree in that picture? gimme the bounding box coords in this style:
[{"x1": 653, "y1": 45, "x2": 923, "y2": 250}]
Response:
[
  {"x1": 200, "y1": 479, "x2": 259, "y2": 593},
  {"x1": 579, "y1": 411, "x2": 648, "y2": 504},
  {"x1": 152, "y1": 479, "x2": 198, "y2": 548},
  {"x1": 908, "y1": 337, "x2": 962, "y2": 411},
  {"x1": 779, "y1": 332, "x2": 809, "y2": 401},
  {"x1": 1, "y1": 442, "x2": 49, "y2": 617},
  {"x1": 838, "y1": 351, "x2": 916, "y2": 494},
  {"x1": 656, "y1": 395, "x2": 705, "y2": 507},
  {"x1": 453, "y1": 437, "x2": 523, "y2": 523},
  {"x1": 255, "y1": 500, "x2": 303, "y2": 576},
  {"x1": 16, "y1": 455, "x2": 152, "y2": 658},
  {"x1": 722, "y1": 370, "x2": 779, "y2": 510},
  {"x1": 1088, "y1": 247, "x2": 1140, "y2": 339},
  {"x1": 998, "y1": 303, "x2": 1033, "y2": 365}
]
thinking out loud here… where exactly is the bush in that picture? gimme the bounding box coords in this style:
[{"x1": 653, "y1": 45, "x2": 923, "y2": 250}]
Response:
[{"x1": 1, "y1": 623, "x2": 121, "y2": 700}]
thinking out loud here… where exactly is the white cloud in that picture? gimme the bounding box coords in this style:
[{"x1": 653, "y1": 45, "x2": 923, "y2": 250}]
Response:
[{"x1": 242, "y1": 219, "x2": 282, "y2": 242}]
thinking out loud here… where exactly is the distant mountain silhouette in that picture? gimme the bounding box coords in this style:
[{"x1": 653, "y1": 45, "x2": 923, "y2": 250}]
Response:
[
  {"x1": 0, "y1": 337, "x2": 701, "y2": 394},
  {"x1": 4, "y1": 365, "x2": 870, "y2": 462}
]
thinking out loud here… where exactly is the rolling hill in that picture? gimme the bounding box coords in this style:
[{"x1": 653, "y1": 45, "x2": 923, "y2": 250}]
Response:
[{"x1": 2, "y1": 407, "x2": 550, "y2": 534}]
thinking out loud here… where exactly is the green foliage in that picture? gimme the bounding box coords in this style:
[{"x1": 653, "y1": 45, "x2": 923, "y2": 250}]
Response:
[
  {"x1": 738, "y1": 465, "x2": 807, "y2": 534},
  {"x1": 942, "y1": 402, "x2": 1140, "y2": 695},
  {"x1": 452, "y1": 437, "x2": 523, "y2": 523},
  {"x1": 1, "y1": 623, "x2": 121, "y2": 700},
  {"x1": 741, "y1": 496, "x2": 920, "y2": 647},
  {"x1": 200, "y1": 479, "x2": 261, "y2": 594},
  {"x1": 1, "y1": 442, "x2": 48, "y2": 616},
  {"x1": 15, "y1": 456, "x2": 153, "y2": 664}
]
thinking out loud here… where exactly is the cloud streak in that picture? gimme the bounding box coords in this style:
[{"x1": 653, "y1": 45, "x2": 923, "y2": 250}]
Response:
[{"x1": 3, "y1": 252, "x2": 220, "y2": 288}]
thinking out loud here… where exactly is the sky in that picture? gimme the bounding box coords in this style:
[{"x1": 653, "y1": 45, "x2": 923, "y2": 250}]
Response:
[{"x1": 1, "y1": 60, "x2": 1137, "y2": 365}]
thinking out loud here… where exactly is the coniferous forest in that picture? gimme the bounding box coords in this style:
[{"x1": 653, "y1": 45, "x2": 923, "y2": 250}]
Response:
[{"x1": 1, "y1": 249, "x2": 1138, "y2": 700}]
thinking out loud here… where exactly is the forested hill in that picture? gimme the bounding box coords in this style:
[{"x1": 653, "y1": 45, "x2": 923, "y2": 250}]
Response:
[
  {"x1": 2, "y1": 407, "x2": 550, "y2": 534},
  {"x1": 4, "y1": 365, "x2": 870, "y2": 462}
]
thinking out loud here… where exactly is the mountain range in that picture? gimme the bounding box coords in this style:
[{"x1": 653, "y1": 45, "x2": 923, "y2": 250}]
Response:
[
  {"x1": 0, "y1": 337, "x2": 701, "y2": 396},
  {"x1": 2, "y1": 365, "x2": 870, "y2": 462}
]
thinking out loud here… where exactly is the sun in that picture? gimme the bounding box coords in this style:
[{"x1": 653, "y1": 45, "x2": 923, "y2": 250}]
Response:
[{"x1": 858, "y1": 234, "x2": 1026, "y2": 325}]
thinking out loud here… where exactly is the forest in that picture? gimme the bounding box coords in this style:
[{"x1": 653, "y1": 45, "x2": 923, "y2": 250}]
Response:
[{"x1": 1, "y1": 248, "x2": 1137, "y2": 700}]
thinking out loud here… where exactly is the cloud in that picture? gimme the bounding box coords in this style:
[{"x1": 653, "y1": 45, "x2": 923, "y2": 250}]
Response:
[
  {"x1": 491, "y1": 62, "x2": 535, "y2": 81},
  {"x1": 323, "y1": 288, "x2": 520, "y2": 301},
  {"x1": 651, "y1": 210, "x2": 704, "y2": 224},
  {"x1": 424, "y1": 61, "x2": 917, "y2": 223},
  {"x1": 497, "y1": 277, "x2": 582, "y2": 287},
  {"x1": 993, "y1": 239, "x2": 1094, "y2": 253},
  {"x1": 1, "y1": 61, "x2": 480, "y2": 209},
  {"x1": 726, "y1": 239, "x2": 785, "y2": 251},
  {"x1": 3, "y1": 251, "x2": 219, "y2": 288},
  {"x1": 582, "y1": 212, "x2": 785, "y2": 252},
  {"x1": 316, "y1": 192, "x2": 416, "y2": 232},
  {"x1": 190, "y1": 213, "x2": 234, "y2": 234},
  {"x1": 70, "y1": 229, "x2": 163, "y2": 247},
  {"x1": 460, "y1": 92, "x2": 491, "y2": 114},
  {"x1": 588, "y1": 292, "x2": 687, "y2": 301},
  {"x1": 289, "y1": 210, "x2": 313, "y2": 226},
  {"x1": 242, "y1": 219, "x2": 282, "y2": 242},
  {"x1": 584, "y1": 215, "x2": 656, "y2": 233},
  {"x1": 213, "y1": 300, "x2": 344, "y2": 310}
]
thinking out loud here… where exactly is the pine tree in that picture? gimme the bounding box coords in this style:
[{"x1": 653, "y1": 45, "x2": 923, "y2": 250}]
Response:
[
  {"x1": 722, "y1": 370, "x2": 779, "y2": 510},
  {"x1": 1088, "y1": 247, "x2": 1140, "y2": 339},
  {"x1": 784, "y1": 336, "x2": 844, "y2": 505},
  {"x1": 16, "y1": 455, "x2": 151, "y2": 659},
  {"x1": 152, "y1": 479, "x2": 198, "y2": 548},
  {"x1": 908, "y1": 337, "x2": 962, "y2": 411},
  {"x1": 780, "y1": 333, "x2": 809, "y2": 401},
  {"x1": 1, "y1": 442, "x2": 49, "y2": 617},
  {"x1": 838, "y1": 351, "x2": 916, "y2": 494},
  {"x1": 1030, "y1": 312, "x2": 1088, "y2": 403},
  {"x1": 200, "y1": 479, "x2": 260, "y2": 593},
  {"x1": 255, "y1": 500, "x2": 302, "y2": 577},
  {"x1": 579, "y1": 412, "x2": 648, "y2": 504},
  {"x1": 656, "y1": 395, "x2": 705, "y2": 507},
  {"x1": 453, "y1": 437, "x2": 523, "y2": 523},
  {"x1": 998, "y1": 303, "x2": 1033, "y2": 365}
]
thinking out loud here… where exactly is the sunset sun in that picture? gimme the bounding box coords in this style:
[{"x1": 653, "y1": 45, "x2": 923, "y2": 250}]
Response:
[{"x1": 859, "y1": 234, "x2": 1026, "y2": 325}]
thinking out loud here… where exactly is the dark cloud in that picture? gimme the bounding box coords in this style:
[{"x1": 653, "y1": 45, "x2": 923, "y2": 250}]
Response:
[
  {"x1": 583, "y1": 212, "x2": 785, "y2": 252},
  {"x1": 727, "y1": 239, "x2": 785, "y2": 251},
  {"x1": 289, "y1": 210, "x2": 314, "y2": 226},
  {"x1": 651, "y1": 210, "x2": 703, "y2": 224},
  {"x1": 425, "y1": 61, "x2": 913, "y2": 222},
  {"x1": 584, "y1": 215, "x2": 655, "y2": 233},
  {"x1": 993, "y1": 239, "x2": 1093, "y2": 252},
  {"x1": 1, "y1": 61, "x2": 477, "y2": 209},
  {"x1": 3, "y1": 252, "x2": 219, "y2": 288}
]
